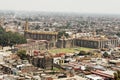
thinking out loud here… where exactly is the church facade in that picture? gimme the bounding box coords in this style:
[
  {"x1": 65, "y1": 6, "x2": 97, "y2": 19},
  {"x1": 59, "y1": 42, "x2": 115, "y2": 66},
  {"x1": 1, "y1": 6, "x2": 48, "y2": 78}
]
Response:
[{"x1": 24, "y1": 21, "x2": 119, "y2": 49}]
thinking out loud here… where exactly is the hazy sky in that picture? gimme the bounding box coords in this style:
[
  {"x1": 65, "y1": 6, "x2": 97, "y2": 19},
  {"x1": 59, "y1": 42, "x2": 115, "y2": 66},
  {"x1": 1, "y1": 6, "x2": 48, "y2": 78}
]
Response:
[{"x1": 0, "y1": 0, "x2": 120, "y2": 14}]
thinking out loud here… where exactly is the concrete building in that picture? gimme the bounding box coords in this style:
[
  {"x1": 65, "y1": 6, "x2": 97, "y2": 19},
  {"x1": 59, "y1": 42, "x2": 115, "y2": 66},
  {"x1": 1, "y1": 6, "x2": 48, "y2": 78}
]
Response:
[
  {"x1": 15, "y1": 39, "x2": 49, "y2": 56},
  {"x1": 32, "y1": 55, "x2": 53, "y2": 70}
]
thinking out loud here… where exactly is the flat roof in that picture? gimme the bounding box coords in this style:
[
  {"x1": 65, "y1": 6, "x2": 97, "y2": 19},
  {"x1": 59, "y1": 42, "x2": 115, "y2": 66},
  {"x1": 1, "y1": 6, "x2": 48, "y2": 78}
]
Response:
[
  {"x1": 76, "y1": 37, "x2": 108, "y2": 41},
  {"x1": 86, "y1": 74, "x2": 103, "y2": 80},
  {"x1": 25, "y1": 30, "x2": 58, "y2": 35},
  {"x1": 54, "y1": 75, "x2": 86, "y2": 80},
  {"x1": 109, "y1": 60, "x2": 120, "y2": 63}
]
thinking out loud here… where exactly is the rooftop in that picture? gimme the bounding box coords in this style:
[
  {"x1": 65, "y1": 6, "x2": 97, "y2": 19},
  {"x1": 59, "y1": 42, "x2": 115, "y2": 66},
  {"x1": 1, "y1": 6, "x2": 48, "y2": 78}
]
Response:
[
  {"x1": 85, "y1": 74, "x2": 103, "y2": 80},
  {"x1": 25, "y1": 30, "x2": 58, "y2": 35},
  {"x1": 54, "y1": 75, "x2": 86, "y2": 80},
  {"x1": 77, "y1": 36, "x2": 108, "y2": 41}
]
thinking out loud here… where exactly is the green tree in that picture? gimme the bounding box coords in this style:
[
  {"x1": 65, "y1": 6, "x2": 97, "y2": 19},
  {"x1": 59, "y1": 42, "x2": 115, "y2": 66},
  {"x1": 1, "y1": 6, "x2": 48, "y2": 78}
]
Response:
[
  {"x1": 58, "y1": 31, "x2": 69, "y2": 39},
  {"x1": 87, "y1": 52, "x2": 92, "y2": 55},
  {"x1": 0, "y1": 27, "x2": 5, "y2": 34},
  {"x1": 116, "y1": 32, "x2": 120, "y2": 37},
  {"x1": 0, "y1": 27, "x2": 27, "y2": 47},
  {"x1": 85, "y1": 66, "x2": 93, "y2": 71},
  {"x1": 34, "y1": 25, "x2": 40, "y2": 30},
  {"x1": 114, "y1": 71, "x2": 120, "y2": 80},
  {"x1": 78, "y1": 51, "x2": 87, "y2": 56},
  {"x1": 17, "y1": 50, "x2": 27, "y2": 60},
  {"x1": 103, "y1": 52, "x2": 109, "y2": 58}
]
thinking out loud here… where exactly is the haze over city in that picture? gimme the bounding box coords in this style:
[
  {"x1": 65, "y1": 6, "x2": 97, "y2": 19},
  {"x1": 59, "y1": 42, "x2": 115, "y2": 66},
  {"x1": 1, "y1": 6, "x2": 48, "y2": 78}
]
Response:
[
  {"x1": 0, "y1": 0, "x2": 120, "y2": 80},
  {"x1": 0, "y1": 0, "x2": 120, "y2": 14}
]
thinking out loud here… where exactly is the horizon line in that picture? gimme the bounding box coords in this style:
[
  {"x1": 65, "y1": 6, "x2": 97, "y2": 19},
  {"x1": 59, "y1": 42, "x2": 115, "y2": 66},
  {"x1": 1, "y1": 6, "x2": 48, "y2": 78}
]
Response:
[{"x1": 0, "y1": 9, "x2": 120, "y2": 16}]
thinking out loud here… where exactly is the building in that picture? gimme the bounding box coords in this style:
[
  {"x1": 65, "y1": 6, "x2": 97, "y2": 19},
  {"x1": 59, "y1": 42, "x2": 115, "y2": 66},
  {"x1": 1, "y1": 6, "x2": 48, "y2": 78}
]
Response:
[
  {"x1": 31, "y1": 51, "x2": 53, "y2": 70},
  {"x1": 24, "y1": 21, "x2": 58, "y2": 48},
  {"x1": 85, "y1": 74, "x2": 104, "y2": 80},
  {"x1": 32, "y1": 55, "x2": 53, "y2": 70},
  {"x1": 56, "y1": 36, "x2": 74, "y2": 48},
  {"x1": 24, "y1": 21, "x2": 119, "y2": 49},
  {"x1": 54, "y1": 75, "x2": 86, "y2": 80},
  {"x1": 75, "y1": 36, "x2": 119, "y2": 49},
  {"x1": 75, "y1": 36, "x2": 109, "y2": 49},
  {"x1": 15, "y1": 39, "x2": 49, "y2": 55},
  {"x1": 109, "y1": 59, "x2": 120, "y2": 66}
]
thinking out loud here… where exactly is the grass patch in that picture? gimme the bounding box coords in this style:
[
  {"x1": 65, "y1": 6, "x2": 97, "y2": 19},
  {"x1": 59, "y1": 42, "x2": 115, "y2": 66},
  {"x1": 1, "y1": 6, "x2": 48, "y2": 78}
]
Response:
[
  {"x1": 52, "y1": 67, "x2": 61, "y2": 71},
  {"x1": 48, "y1": 47, "x2": 93, "y2": 54}
]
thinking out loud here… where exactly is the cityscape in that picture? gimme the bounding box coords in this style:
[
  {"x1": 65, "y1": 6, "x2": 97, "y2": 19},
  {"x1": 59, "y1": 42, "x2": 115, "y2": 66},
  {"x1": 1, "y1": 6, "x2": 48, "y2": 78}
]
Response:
[{"x1": 0, "y1": 0, "x2": 120, "y2": 80}]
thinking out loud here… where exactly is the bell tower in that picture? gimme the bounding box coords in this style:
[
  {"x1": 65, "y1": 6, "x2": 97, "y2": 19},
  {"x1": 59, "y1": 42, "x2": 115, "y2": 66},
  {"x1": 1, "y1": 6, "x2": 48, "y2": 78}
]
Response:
[{"x1": 24, "y1": 20, "x2": 30, "y2": 39}]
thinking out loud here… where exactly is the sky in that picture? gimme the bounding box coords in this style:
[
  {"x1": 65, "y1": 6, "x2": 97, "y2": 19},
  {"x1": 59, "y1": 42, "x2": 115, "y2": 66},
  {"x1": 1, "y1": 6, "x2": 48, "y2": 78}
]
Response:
[{"x1": 0, "y1": 0, "x2": 120, "y2": 14}]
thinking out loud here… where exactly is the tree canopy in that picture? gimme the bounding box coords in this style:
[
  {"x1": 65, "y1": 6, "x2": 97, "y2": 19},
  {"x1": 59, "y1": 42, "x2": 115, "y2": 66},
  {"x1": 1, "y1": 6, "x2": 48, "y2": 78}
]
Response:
[
  {"x1": 114, "y1": 70, "x2": 120, "y2": 80},
  {"x1": 58, "y1": 31, "x2": 69, "y2": 39},
  {"x1": 116, "y1": 32, "x2": 120, "y2": 37},
  {"x1": 17, "y1": 50, "x2": 27, "y2": 60},
  {"x1": 103, "y1": 52, "x2": 109, "y2": 58},
  {"x1": 0, "y1": 27, "x2": 27, "y2": 47},
  {"x1": 78, "y1": 51, "x2": 90, "y2": 56}
]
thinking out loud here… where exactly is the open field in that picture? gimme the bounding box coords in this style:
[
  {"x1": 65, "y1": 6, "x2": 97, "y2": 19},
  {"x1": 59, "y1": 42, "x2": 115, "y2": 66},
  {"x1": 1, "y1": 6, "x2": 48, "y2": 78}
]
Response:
[{"x1": 48, "y1": 47, "x2": 93, "y2": 54}]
